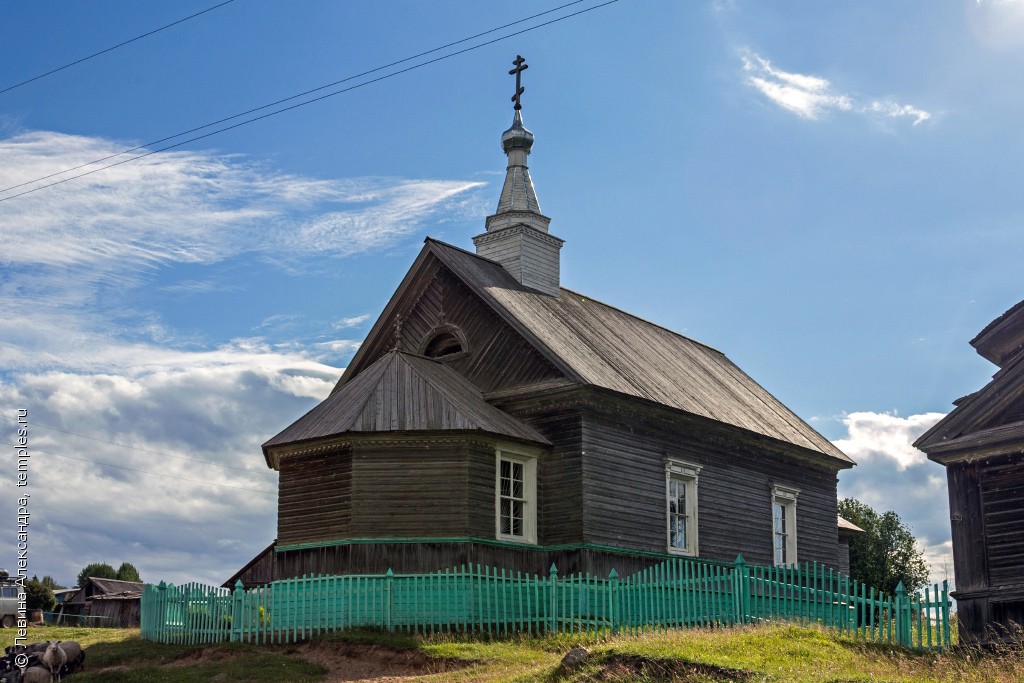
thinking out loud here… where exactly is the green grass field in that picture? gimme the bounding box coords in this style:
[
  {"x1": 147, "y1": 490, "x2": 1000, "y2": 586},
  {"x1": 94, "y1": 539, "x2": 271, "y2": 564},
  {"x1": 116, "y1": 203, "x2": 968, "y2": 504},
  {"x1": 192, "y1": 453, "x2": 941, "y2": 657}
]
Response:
[{"x1": 2, "y1": 623, "x2": 1022, "y2": 682}]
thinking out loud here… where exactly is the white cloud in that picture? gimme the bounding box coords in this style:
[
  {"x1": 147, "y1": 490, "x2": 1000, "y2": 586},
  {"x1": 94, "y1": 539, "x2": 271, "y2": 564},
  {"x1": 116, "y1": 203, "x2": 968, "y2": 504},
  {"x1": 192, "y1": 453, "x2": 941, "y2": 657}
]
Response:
[
  {"x1": 333, "y1": 314, "x2": 370, "y2": 329},
  {"x1": 285, "y1": 179, "x2": 486, "y2": 257},
  {"x1": 0, "y1": 340, "x2": 339, "y2": 586},
  {"x1": 0, "y1": 130, "x2": 489, "y2": 586},
  {"x1": 741, "y1": 52, "x2": 931, "y2": 126},
  {"x1": 742, "y1": 54, "x2": 852, "y2": 119},
  {"x1": 867, "y1": 101, "x2": 931, "y2": 126},
  {"x1": 0, "y1": 131, "x2": 485, "y2": 299},
  {"x1": 834, "y1": 411, "x2": 946, "y2": 470},
  {"x1": 834, "y1": 410, "x2": 953, "y2": 587}
]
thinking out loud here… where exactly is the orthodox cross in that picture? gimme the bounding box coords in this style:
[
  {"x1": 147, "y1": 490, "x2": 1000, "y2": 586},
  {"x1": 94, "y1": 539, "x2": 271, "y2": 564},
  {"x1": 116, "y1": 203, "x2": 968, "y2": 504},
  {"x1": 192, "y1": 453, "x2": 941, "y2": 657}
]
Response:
[{"x1": 509, "y1": 55, "x2": 528, "y2": 110}]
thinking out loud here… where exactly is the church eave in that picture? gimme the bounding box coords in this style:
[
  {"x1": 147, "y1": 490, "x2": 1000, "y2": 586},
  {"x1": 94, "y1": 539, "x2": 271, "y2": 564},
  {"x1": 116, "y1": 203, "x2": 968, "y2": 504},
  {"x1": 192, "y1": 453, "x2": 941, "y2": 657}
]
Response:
[{"x1": 263, "y1": 428, "x2": 550, "y2": 470}]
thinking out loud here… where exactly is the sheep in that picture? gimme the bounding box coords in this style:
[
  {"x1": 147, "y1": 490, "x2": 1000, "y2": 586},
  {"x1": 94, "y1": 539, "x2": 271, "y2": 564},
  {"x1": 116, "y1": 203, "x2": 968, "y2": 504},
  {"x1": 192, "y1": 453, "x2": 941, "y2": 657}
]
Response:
[
  {"x1": 39, "y1": 642, "x2": 64, "y2": 682},
  {"x1": 0, "y1": 650, "x2": 41, "y2": 675},
  {"x1": 3, "y1": 667, "x2": 55, "y2": 683},
  {"x1": 54, "y1": 642, "x2": 83, "y2": 676},
  {"x1": 1, "y1": 644, "x2": 45, "y2": 660}
]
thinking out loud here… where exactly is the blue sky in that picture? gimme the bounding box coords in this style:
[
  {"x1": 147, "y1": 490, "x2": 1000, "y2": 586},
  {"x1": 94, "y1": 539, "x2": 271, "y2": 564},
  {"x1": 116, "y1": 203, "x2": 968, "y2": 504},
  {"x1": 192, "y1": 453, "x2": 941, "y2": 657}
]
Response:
[{"x1": 1, "y1": 0, "x2": 1022, "y2": 588}]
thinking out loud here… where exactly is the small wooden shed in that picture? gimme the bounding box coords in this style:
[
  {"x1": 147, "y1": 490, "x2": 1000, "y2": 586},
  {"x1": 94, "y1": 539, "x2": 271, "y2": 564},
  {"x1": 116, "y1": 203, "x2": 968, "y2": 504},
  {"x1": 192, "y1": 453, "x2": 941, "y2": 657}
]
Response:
[
  {"x1": 915, "y1": 299, "x2": 1024, "y2": 644},
  {"x1": 58, "y1": 577, "x2": 143, "y2": 627}
]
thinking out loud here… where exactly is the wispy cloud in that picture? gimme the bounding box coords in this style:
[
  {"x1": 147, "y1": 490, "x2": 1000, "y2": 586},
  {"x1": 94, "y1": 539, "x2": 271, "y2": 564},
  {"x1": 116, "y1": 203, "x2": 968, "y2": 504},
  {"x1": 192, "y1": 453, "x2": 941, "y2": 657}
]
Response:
[
  {"x1": 0, "y1": 131, "x2": 486, "y2": 294},
  {"x1": 333, "y1": 314, "x2": 370, "y2": 330},
  {"x1": 742, "y1": 53, "x2": 852, "y2": 119},
  {"x1": 285, "y1": 179, "x2": 486, "y2": 257},
  {"x1": 741, "y1": 52, "x2": 931, "y2": 126},
  {"x1": 865, "y1": 101, "x2": 932, "y2": 126},
  {"x1": 0, "y1": 130, "x2": 487, "y2": 585}
]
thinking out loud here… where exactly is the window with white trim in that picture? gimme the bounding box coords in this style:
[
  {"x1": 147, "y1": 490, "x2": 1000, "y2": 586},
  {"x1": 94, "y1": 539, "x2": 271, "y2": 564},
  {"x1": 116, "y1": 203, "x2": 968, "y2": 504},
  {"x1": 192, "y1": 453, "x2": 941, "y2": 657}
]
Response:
[
  {"x1": 665, "y1": 459, "x2": 702, "y2": 556},
  {"x1": 772, "y1": 485, "x2": 799, "y2": 566},
  {"x1": 495, "y1": 450, "x2": 537, "y2": 544}
]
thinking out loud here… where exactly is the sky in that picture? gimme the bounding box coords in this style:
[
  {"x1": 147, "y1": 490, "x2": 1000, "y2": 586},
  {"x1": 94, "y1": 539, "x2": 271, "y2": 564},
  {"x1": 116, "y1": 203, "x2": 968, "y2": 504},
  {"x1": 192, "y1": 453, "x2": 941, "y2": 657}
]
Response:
[{"x1": 1, "y1": 0, "x2": 1022, "y2": 590}]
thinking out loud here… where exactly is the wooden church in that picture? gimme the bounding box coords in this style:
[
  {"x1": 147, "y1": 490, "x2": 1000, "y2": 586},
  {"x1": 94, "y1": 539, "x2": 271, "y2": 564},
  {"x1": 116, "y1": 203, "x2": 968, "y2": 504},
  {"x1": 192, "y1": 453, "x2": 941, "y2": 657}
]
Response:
[
  {"x1": 915, "y1": 299, "x2": 1024, "y2": 644},
  {"x1": 227, "y1": 58, "x2": 857, "y2": 587}
]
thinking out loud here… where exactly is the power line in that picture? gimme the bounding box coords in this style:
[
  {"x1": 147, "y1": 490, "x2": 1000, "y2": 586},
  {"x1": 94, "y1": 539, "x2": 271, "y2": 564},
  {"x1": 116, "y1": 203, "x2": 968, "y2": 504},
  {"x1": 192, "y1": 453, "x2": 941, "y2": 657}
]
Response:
[
  {"x1": 1, "y1": 416, "x2": 270, "y2": 475},
  {"x1": 0, "y1": 0, "x2": 237, "y2": 97},
  {"x1": 0, "y1": 440, "x2": 275, "y2": 494},
  {"x1": 0, "y1": 0, "x2": 622, "y2": 203},
  {"x1": 0, "y1": 0, "x2": 587, "y2": 196}
]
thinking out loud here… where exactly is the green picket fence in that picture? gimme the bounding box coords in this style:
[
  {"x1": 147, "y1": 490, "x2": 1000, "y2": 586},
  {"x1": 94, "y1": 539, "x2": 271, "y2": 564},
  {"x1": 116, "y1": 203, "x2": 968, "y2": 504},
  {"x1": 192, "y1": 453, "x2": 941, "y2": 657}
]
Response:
[{"x1": 141, "y1": 555, "x2": 952, "y2": 649}]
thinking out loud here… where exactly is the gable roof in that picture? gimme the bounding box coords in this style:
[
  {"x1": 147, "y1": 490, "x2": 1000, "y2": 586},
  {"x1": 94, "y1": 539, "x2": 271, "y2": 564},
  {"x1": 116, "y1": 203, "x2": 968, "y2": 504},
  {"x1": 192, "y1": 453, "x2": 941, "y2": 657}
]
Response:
[
  {"x1": 340, "y1": 239, "x2": 852, "y2": 466},
  {"x1": 971, "y1": 299, "x2": 1024, "y2": 367},
  {"x1": 66, "y1": 576, "x2": 144, "y2": 604},
  {"x1": 88, "y1": 577, "x2": 144, "y2": 595},
  {"x1": 916, "y1": 303, "x2": 1024, "y2": 463},
  {"x1": 263, "y1": 349, "x2": 550, "y2": 464}
]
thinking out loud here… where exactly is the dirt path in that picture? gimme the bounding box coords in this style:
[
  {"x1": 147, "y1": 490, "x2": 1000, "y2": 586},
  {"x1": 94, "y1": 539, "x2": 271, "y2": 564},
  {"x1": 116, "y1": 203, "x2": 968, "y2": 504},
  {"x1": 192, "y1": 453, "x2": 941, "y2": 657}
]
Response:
[
  {"x1": 88, "y1": 641, "x2": 462, "y2": 683},
  {"x1": 293, "y1": 640, "x2": 465, "y2": 682}
]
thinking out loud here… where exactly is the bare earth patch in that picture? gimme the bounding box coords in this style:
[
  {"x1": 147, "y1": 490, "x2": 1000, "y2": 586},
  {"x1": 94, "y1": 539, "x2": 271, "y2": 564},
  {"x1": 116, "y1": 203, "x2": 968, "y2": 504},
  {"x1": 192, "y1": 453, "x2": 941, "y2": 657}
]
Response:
[
  {"x1": 164, "y1": 647, "x2": 243, "y2": 667},
  {"x1": 292, "y1": 640, "x2": 464, "y2": 682},
  {"x1": 592, "y1": 654, "x2": 751, "y2": 682}
]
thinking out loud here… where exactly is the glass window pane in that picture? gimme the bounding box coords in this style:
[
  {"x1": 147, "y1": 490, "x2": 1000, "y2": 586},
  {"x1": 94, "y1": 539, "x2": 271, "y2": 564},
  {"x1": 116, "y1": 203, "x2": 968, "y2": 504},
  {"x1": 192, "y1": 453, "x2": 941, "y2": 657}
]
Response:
[
  {"x1": 500, "y1": 498, "x2": 511, "y2": 535},
  {"x1": 512, "y1": 501, "x2": 524, "y2": 536}
]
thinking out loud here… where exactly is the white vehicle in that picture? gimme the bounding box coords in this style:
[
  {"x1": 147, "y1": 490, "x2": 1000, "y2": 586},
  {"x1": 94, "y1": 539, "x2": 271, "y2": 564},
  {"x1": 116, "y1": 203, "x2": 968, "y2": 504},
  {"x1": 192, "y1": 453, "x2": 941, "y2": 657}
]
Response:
[{"x1": 0, "y1": 570, "x2": 25, "y2": 628}]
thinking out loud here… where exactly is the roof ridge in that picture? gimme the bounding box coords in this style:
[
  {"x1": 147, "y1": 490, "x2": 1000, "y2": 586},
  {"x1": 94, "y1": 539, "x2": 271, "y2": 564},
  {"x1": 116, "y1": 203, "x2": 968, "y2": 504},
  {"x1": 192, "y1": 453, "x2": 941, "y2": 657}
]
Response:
[{"x1": 425, "y1": 236, "x2": 496, "y2": 263}]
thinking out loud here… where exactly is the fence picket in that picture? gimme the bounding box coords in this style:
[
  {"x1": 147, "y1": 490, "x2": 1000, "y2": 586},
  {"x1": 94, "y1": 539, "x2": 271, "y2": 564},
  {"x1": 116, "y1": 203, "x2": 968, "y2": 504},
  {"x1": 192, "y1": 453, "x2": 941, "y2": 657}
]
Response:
[{"x1": 141, "y1": 556, "x2": 954, "y2": 650}]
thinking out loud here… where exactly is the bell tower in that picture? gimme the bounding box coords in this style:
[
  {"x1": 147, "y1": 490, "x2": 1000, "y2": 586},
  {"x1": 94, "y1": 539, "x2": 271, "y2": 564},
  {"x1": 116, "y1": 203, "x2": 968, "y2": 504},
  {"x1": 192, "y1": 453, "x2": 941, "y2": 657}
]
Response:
[{"x1": 473, "y1": 55, "x2": 563, "y2": 297}]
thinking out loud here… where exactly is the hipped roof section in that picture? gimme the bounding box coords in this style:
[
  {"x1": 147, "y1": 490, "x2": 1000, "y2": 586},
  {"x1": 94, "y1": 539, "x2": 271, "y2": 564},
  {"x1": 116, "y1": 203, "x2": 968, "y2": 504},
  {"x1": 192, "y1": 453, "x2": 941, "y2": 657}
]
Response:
[
  {"x1": 263, "y1": 349, "x2": 550, "y2": 466},
  {"x1": 337, "y1": 239, "x2": 853, "y2": 467}
]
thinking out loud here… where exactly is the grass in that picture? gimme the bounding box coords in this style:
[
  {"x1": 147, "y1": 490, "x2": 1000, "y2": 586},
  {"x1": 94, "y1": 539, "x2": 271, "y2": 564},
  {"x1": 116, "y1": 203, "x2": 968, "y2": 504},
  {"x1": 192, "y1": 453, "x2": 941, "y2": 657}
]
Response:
[
  {"x1": 0, "y1": 627, "x2": 325, "y2": 682},
  {"x1": 2, "y1": 622, "x2": 1023, "y2": 682}
]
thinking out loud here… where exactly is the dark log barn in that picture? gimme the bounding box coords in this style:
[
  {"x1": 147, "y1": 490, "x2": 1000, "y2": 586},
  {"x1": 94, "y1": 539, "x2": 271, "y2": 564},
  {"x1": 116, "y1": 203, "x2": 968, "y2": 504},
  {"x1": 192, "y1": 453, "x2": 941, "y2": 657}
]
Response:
[
  {"x1": 228, "y1": 60, "x2": 857, "y2": 587},
  {"x1": 915, "y1": 299, "x2": 1024, "y2": 644}
]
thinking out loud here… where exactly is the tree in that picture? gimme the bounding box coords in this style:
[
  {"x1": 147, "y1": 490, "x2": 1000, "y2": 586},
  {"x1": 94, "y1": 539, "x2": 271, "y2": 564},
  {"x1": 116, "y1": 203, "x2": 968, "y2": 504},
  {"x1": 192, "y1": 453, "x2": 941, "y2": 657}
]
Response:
[
  {"x1": 40, "y1": 575, "x2": 65, "y2": 590},
  {"x1": 116, "y1": 562, "x2": 141, "y2": 583},
  {"x1": 838, "y1": 498, "x2": 930, "y2": 594},
  {"x1": 24, "y1": 577, "x2": 56, "y2": 612},
  {"x1": 76, "y1": 562, "x2": 116, "y2": 589}
]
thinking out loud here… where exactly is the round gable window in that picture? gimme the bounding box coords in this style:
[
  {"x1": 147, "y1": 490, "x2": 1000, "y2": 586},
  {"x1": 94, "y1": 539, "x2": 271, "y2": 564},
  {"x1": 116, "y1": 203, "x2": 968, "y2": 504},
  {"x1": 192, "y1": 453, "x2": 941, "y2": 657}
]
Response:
[{"x1": 423, "y1": 331, "x2": 464, "y2": 358}]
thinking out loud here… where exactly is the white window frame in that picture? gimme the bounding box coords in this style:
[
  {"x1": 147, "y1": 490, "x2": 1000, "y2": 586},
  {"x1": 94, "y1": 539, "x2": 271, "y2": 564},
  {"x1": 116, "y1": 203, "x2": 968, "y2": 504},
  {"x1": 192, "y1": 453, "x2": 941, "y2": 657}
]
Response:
[
  {"x1": 495, "y1": 447, "x2": 537, "y2": 545},
  {"x1": 771, "y1": 484, "x2": 799, "y2": 566},
  {"x1": 665, "y1": 458, "x2": 702, "y2": 556}
]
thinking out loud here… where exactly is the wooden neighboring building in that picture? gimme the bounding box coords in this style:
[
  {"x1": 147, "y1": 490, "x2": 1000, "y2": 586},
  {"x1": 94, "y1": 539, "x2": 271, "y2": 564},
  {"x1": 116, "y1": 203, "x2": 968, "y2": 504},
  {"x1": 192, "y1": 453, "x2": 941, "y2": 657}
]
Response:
[
  {"x1": 58, "y1": 577, "x2": 143, "y2": 627},
  {"x1": 230, "y1": 99, "x2": 857, "y2": 586},
  {"x1": 915, "y1": 299, "x2": 1024, "y2": 644}
]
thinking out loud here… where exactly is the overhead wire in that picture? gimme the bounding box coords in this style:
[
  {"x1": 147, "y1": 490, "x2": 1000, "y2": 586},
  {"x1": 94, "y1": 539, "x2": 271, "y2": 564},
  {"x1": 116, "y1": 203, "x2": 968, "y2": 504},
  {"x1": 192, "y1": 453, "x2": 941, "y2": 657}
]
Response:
[
  {"x1": 0, "y1": 0, "x2": 587, "y2": 196},
  {"x1": 2, "y1": 415, "x2": 271, "y2": 475},
  {"x1": 0, "y1": 440, "x2": 275, "y2": 494},
  {"x1": 0, "y1": 0, "x2": 237, "y2": 96},
  {"x1": 0, "y1": 0, "x2": 622, "y2": 203}
]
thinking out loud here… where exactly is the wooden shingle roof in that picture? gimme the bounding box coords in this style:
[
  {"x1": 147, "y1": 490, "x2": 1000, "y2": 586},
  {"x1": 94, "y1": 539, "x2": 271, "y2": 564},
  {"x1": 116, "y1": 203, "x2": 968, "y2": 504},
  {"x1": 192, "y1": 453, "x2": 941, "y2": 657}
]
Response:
[
  {"x1": 421, "y1": 239, "x2": 852, "y2": 465},
  {"x1": 263, "y1": 349, "x2": 550, "y2": 464}
]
